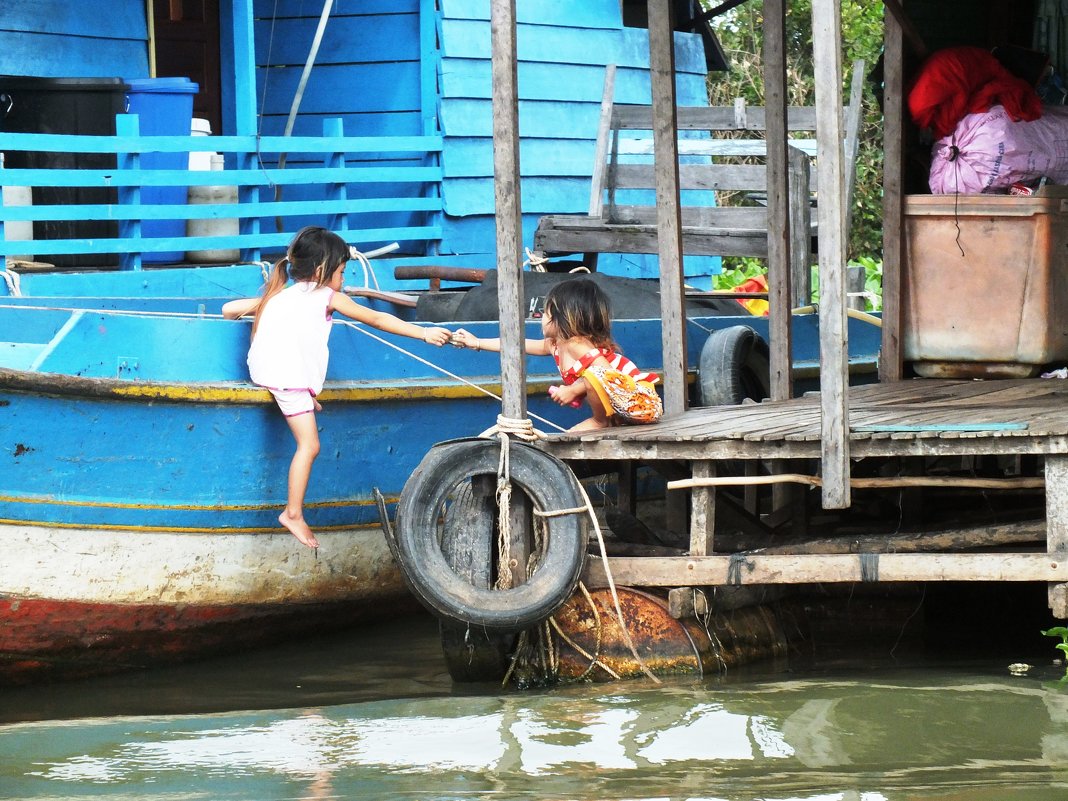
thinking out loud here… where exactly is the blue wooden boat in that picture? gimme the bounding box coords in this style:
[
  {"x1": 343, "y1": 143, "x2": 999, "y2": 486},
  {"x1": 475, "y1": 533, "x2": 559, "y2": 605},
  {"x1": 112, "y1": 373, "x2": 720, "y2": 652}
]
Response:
[
  {"x1": 0, "y1": 296, "x2": 882, "y2": 682},
  {"x1": 0, "y1": 2, "x2": 882, "y2": 681}
]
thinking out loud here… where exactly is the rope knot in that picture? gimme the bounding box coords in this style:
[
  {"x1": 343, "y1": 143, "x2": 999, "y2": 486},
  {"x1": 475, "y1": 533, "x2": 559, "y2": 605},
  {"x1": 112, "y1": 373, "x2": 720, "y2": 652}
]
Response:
[
  {"x1": 523, "y1": 248, "x2": 550, "y2": 272},
  {"x1": 481, "y1": 415, "x2": 545, "y2": 442}
]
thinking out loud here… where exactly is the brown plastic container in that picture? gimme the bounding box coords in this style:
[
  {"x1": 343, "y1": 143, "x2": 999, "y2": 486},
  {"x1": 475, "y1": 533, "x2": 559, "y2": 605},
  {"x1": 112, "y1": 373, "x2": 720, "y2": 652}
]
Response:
[{"x1": 903, "y1": 187, "x2": 1068, "y2": 378}]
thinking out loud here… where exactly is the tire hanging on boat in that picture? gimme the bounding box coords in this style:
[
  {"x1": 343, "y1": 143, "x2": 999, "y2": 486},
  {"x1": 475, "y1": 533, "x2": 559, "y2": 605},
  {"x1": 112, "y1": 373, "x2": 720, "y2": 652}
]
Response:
[
  {"x1": 395, "y1": 438, "x2": 587, "y2": 632},
  {"x1": 438, "y1": 480, "x2": 515, "y2": 681},
  {"x1": 697, "y1": 325, "x2": 771, "y2": 406}
]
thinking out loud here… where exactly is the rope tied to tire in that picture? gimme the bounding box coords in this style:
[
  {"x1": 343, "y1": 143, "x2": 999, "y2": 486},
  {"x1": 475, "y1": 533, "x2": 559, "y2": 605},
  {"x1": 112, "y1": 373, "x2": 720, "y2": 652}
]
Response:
[
  {"x1": 479, "y1": 414, "x2": 546, "y2": 442},
  {"x1": 395, "y1": 438, "x2": 587, "y2": 632},
  {"x1": 494, "y1": 439, "x2": 515, "y2": 590},
  {"x1": 481, "y1": 416, "x2": 547, "y2": 590}
]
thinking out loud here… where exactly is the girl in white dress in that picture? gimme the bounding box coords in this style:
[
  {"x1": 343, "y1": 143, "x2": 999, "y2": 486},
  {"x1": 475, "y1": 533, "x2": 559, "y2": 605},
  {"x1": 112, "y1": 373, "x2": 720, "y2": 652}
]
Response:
[{"x1": 223, "y1": 227, "x2": 452, "y2": 548}]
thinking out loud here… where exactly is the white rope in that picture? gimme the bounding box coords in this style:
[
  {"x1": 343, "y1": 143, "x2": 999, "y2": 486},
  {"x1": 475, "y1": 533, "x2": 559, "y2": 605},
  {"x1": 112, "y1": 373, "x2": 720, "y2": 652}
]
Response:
[
  {"x1": 339, "y1": 321, "x2": 569, "y2": 433},
  {"x1": 0, "y1": 269, "x2": 21, "y2": 297},
  {"x1": 346, "y1": 322, "x2": 572, "y2": 433},
  {"x1": 523, "y1": 248, "x2": 549, "y2": 272},
  {"x1": 574, "y1": 477, "x2": 661, "y2": 684},
  {"x1": 479, "y1": 414, "x2": 547, "y2": 442},
  {"x1": 3, "y1": 302, "x2": 228, "y2": 320},
  {"x1": 494, "y1": 433, "x2": 514, "y2": 590},
  {"x1": 348, "y1": 245, "x2": 380, "y2": 291}
]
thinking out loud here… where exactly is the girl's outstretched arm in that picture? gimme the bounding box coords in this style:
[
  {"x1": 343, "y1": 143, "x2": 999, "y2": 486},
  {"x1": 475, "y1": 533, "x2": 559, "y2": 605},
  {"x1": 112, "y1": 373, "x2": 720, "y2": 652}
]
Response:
[
  {"x1": 452, "y1": 328, "x2": 552, "y2": 356},
  {"x1": 331, "y1": 293, "x2": 451, "y2": 345},
  {"x1": 222, "y1": 297, "x2": 260, "y2": 320}
]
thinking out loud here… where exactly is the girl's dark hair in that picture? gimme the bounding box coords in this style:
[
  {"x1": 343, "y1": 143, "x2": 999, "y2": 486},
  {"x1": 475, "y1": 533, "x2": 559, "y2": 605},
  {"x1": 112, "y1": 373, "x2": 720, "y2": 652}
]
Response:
[
  {"x1": 252, "y1": 226, "x2": 349, "y2": 334},
  {"x1": 544, "y1": 278, "x2": 616, "y2": 350}
]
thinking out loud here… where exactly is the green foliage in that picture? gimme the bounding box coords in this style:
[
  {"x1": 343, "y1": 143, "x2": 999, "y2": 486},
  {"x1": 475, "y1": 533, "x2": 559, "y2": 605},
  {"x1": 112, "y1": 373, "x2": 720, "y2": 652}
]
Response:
[
  {"x1": 1042, "y1": 627, "x2": 1068, "y2": 677},
  {"x1": 714, "y1": 256, "x2": 882, "y2": 312},
  {"x1": 714, "y1": 257, "x2": 766, "y2": 290},
  {"x1": 704, "y1": 1, "x2": 885, "y2": 303}
]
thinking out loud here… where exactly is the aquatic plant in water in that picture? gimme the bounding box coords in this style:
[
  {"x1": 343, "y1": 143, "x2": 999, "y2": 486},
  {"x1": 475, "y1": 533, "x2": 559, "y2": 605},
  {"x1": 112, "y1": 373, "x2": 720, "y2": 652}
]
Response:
[{"x1": 1041, "y1": 626, "x2": 1068, "y2": 677}]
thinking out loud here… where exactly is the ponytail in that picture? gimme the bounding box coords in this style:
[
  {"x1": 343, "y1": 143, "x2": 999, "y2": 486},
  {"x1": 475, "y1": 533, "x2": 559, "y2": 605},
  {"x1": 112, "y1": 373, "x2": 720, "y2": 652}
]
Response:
[
  {"x1": 248, "y1": 227, "x2": 349, "y2": 336},
  {"x1": 251, "y1": 257, "x2": 289, "y2": 337}
]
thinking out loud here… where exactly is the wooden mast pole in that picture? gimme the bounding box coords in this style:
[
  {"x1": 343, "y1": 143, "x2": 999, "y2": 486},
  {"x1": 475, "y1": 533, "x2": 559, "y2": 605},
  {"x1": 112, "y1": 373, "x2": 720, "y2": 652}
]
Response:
[
  {"x1": 490, "y1": 0, "x2": 526, "y2": 421},
  {"x1": 647, "y1": 0, "x2": 688, "y2": 417},
  {"x1": 811, "y1": 0, "x2": 851, "y2": 509}
]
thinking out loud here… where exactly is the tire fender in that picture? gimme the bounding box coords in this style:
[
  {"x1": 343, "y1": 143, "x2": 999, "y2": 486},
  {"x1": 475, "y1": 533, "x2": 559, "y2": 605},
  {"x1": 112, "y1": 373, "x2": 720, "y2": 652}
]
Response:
[
  {"x1": 697, "y1": 325, "x2": 771, "y2": 406},
  {"x1": 395, "y1": 439, "x2": 587, "y2": 632}
]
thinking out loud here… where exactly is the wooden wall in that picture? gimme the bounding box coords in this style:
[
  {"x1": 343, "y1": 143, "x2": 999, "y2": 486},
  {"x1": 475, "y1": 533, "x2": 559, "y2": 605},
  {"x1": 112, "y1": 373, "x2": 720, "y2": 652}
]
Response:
[
  {"x1": 252, "y1": 0, "x2": 426, "y2": 139},
  {"x1": 0, "y1": 0, "x2": 148, "y2": 78},
  {"x1": 251, "y1": 0, "x2": 433, "y2": 253},
  {"x1": 251, "y1": 0, "x2": 713, "y2": 272},
  {"x1": 436, "y1": 0, "x2": 715, "y2": 277}
]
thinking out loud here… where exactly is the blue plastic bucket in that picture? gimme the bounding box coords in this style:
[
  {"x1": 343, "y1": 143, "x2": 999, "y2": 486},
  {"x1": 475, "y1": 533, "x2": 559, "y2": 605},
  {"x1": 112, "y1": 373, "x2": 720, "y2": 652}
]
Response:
[{"x1": 124, "y1": 77, "x2": 199, "y2": 263}]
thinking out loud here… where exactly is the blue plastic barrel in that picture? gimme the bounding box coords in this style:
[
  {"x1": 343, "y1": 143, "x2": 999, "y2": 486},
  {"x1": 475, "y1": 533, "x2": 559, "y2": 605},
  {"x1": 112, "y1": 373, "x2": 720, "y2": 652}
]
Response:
[{"x1": 124, "y1": 77, "x2": 199, "y2": 263}]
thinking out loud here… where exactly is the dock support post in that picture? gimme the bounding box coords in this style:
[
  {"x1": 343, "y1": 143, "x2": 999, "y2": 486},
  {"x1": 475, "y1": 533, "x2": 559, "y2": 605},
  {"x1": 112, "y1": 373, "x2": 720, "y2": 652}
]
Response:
[
  {"x1": 617, "y1": 460, "x2": 637, "y2": 515},
  {"x1": 690, "y1": 460, "x2": 716, "y2": 556},
  {"x1": 1047, "y1": 455, "x2": 1068, "y2": 618}
]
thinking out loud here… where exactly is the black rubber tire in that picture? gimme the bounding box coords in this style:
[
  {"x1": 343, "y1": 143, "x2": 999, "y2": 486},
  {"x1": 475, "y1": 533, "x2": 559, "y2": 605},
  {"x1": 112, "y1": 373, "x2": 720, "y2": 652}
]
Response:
[
  {"x1": 439, "y1": 621, "x2": 515, "y2": 682},
  {"x1": 440, "y1": 480, "x2": 496, "y2": 588},
  {"x1": 395, "y1": 439, "x2": 587, "y2": 632},
  {"x1": 437, "y1": 482, "x2": 518, "y2": 682},
  {"x1": 697, "y1": 325, "x2": 771, "y2": 406}
]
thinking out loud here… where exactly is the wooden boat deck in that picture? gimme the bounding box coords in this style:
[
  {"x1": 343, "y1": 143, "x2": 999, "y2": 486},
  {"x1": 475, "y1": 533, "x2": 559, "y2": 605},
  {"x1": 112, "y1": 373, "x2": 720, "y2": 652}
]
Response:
[{"x1": 538, "y1": 379, "x2": 1068, "y2": 617}]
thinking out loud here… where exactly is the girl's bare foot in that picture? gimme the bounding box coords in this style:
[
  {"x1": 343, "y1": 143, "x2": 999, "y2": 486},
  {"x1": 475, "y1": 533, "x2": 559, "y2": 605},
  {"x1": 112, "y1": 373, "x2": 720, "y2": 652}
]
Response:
[
  {"x1": 568, "y1": 417, "x2": 610, "y2": 432},
  {"x1": 279, "y1": 510, "x2": 319, "y2": 548}
]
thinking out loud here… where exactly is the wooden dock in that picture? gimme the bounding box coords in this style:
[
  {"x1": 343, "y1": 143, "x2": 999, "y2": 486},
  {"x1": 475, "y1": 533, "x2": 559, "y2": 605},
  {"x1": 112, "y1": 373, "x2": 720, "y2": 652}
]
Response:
[{"x1": 539, "y1": 378, "x2": 1068, "y2": 616}]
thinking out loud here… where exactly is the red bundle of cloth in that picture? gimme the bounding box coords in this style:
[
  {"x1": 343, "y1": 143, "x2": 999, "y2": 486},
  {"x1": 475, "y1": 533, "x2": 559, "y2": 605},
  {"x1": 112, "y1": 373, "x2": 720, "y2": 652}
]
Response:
[{"x1": 907, "y1": 46, "x2": 1042, "y2": 138}]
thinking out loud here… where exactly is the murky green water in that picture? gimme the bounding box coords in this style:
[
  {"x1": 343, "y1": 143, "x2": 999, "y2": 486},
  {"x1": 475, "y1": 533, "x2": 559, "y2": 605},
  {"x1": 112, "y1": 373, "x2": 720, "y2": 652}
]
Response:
[{"x1": 3, "y1": 612, "x2": 1068, "y2": 800}]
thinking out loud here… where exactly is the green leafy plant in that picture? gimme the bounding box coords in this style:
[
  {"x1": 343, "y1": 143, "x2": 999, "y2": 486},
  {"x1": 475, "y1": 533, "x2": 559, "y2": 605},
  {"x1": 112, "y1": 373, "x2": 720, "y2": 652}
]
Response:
[
  {"x1": 706, "y1": 1, "x2": 885, "y2": 264},
  {"x1": 1041, "y1": 626, "x2": 1068, "y2": 677},
  {"x1": 713, "y1": 256, "x2": 883, "y2": 311}
]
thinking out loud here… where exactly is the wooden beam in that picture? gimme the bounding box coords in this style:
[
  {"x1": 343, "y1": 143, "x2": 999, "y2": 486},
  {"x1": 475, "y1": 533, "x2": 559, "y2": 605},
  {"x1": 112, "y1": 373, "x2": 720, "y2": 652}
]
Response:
[
  {"x1": 588, "y1": 65, "x2": 617, "y2": 217},
  {"x1": 811, "y1": 0, "x2": 850, "y2": 509},
  {"x1": 668, "y1": 474, "x2": 1045, "y2": 490},
  {"x1": 788, "y1": 147, "x2": 812, "y2": 308},
  {"x1": 228, "y1": 0, "x2": 258, "y2": 136},
  {"x1": 880, "y1": 3, "x2": 905, "y2": 382},
  {"x1": 647, "y1": 0, "x2": 688, "y2": 417},
  {"x1": 1047, "y1": 455, "x2": 1068, "y2": 618},
  {"x1": 763, "y1": 0, "x2": 793, "y2": 401},
  {"x1": 584, "y1": 553, "x2": 1068, "y2": 587},
  {"x1": 490, "y1": 0, "x2": 527, "y2": 420},
  {"x1": 882, "y1": 0, "x2": 929, "y2": 59},
  {"x1": 689, "y1": 460, "x2": 716, "y2": 556}
]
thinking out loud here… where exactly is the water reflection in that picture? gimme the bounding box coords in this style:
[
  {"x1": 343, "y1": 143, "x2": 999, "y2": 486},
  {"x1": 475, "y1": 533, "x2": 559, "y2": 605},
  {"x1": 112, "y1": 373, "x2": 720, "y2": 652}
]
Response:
[{"x1": 4, "y1": 674, "x2": 1068, "y2": 800}]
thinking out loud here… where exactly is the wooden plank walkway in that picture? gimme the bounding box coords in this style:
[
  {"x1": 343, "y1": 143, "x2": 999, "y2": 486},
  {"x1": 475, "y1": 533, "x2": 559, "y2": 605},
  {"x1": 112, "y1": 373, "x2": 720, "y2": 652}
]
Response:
[
  {"x1": 541, "y1": 379, "x2": 1068, "y2": 461},
  {"x1": 537, "y1": 378, "x2": 1068, "y2": 618}
]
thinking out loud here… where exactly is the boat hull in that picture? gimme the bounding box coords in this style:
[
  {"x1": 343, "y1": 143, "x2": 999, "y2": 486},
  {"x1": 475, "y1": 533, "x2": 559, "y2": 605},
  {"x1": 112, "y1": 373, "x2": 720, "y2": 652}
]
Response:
[
  {"x1": 0, "y1": 303, "x2": 882, "y2": 683},
  {"x1": 0, "y1": 522, "x2": 409, "y2": 683}
]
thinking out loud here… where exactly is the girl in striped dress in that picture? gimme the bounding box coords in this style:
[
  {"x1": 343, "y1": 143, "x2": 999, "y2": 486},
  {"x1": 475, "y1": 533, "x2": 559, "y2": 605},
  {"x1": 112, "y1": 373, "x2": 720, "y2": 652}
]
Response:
[{"x1": 453, "y1": 277, "x2": 662, "y2": 431}]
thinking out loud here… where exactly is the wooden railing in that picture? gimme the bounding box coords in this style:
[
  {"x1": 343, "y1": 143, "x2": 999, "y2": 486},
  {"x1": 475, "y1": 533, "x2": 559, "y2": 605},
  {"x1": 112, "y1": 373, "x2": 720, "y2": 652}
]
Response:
[{"x1": 0, "y1": 116, "x2": 443, "y2": 269}]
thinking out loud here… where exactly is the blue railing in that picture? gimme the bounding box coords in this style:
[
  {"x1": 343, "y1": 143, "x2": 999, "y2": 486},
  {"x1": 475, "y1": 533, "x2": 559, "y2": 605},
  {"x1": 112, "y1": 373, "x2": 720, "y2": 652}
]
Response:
[{"x1": 0, "y1": 116, "x2": 444, "y2": 269}]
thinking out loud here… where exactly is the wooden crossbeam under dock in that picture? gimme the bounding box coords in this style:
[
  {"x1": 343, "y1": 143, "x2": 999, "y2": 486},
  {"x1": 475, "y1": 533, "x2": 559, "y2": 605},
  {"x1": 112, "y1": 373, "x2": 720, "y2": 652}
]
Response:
[
  {"x1": 537, "y1": 378, "x2": 1068, "y2": 618},
  {"x1": 584, "y1": 553, "x2": 1068, "y2": 586}
]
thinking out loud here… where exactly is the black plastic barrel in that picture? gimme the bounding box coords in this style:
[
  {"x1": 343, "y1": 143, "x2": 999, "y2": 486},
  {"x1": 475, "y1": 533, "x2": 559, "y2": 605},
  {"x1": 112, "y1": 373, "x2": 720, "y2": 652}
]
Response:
[{"x1": 0, "y1": 76, "x2": 126, "y2": 267}]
